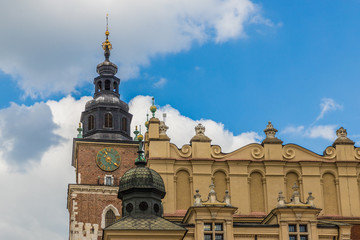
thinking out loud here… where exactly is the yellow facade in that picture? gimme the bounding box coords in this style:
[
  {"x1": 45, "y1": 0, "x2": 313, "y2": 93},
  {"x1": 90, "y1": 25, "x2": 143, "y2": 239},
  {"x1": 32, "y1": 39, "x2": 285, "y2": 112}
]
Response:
[{"x1": 137, "y1": 119, "x2": 360, "y2": 240}]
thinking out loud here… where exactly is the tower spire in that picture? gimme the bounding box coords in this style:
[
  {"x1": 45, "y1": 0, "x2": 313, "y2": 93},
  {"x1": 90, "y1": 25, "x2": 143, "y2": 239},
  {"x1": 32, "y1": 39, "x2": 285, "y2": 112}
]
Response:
[{"x1": 102, "y1": 14, "x2": 112, "y2": 61}]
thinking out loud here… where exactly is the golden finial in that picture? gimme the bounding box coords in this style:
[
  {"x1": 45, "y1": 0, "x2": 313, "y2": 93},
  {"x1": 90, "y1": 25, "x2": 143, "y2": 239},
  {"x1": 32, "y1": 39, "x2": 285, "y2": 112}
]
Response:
[{"x1": 102, "y1": 14, "x2": 112, "y2": 52}]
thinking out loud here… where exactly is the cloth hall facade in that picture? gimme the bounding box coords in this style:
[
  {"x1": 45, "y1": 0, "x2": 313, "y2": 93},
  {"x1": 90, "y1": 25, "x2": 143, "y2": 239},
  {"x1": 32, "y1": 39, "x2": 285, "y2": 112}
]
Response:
[{"x1": 67, "y1": 24, "x2": 360, "y2": 240}]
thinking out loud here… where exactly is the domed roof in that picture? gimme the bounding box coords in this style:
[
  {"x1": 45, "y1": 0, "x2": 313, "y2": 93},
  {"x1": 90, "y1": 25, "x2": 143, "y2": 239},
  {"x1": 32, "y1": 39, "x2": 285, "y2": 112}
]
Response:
[
  {"x1": 85, "y1": 94, "x2": 129, "y2": 111},
  {"x1": 118, "y1": 166, "x2": 166, "y2": 199}
]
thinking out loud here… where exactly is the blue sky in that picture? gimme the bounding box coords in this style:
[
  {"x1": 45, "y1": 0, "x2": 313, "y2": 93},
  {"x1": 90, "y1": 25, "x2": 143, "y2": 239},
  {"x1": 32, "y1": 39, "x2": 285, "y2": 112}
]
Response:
[
  {"x1": 0, "y1": 1, "x2": 360, "y2": 239},
  {"x1": 2, "y1": 1, "x2": 360, "y2": 153}
]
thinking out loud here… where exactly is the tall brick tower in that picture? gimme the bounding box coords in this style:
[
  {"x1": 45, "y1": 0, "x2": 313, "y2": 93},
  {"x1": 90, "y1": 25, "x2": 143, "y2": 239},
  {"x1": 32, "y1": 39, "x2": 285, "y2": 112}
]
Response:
[{"x1": 67, "y1": 17, "x2": 138, "y2": 240}]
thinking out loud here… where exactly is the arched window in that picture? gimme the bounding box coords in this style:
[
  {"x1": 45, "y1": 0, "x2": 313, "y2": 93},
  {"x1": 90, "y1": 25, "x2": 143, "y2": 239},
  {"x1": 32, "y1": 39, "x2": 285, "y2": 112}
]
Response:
[
  {"x1": 97, "y1": 81, "x2": 102, "y2": 92},
  {"x1": 105, "y1": 113, "x2": 112, "y2": 128},
  {"x1": 105, "y1": 209, "x2": 116, "y2": 227},
  {"x1": 88, "y1": 115, "x2": 95, "y2": 130},
  {"x1": 113, "y1": 82, "x2": 118, "y2": 92},
  {"x1": 105, "y1": 80, "x2": 111, "y2": 90},
  {"x1": 249, "y1": 172, "x2": 265, "y2": 213},
  {"x1": 121, "y1": 117, "x2": 127, "y2": 132}
]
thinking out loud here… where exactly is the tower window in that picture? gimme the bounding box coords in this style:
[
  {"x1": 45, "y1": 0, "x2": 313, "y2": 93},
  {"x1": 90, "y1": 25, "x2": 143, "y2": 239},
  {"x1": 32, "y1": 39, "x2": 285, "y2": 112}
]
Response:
[
  {"x1": 105, "y1": 80, "x2": 111, "y2": 90},
  {"x1": 113, "y1": 82, "x2": 118, "y2": 93},
  {"x1": 121, "y1": 117, "x2": 127, "y2": 132},
  {"x1": 105, "y1": 209, "x2": 116, "y2": 227},
  {"x1": 105, "y1": 113, "x2": 112, "y2": 128},
  {"x1": 97, "y1": 81, "x2": 102, "y2": 92},
  {"x1": 88, "y1": 115, "x2": 95, "y2": 130},
  {"x1": 104, "y1": 175, "x2": 114, "y2": 186}
]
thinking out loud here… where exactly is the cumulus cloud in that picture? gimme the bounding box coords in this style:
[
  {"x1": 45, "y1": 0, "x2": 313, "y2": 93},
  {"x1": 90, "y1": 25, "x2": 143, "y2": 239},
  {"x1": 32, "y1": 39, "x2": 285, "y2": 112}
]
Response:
[
  {"x1": 129, "y1": 95, "x2": 261, "y2": 152},
  {"x1": 0, "y1": 102, "x2": 62, "y2": 171},
  {"x1": 316, "y1": 98, "x2": 342, "y2": 121},
  {"x1": 0, "y1": 96, "x2": 89, "y2": 239},
  {"x1": 0, "y1": 0, "x2": 272, "y2": 97}
]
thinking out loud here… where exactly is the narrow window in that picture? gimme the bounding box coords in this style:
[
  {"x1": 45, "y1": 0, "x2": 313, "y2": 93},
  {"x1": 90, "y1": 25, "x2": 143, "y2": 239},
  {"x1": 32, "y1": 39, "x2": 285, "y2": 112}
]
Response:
[
  {"x1": 97, "y1": 81, "x2": 102, "y2": 92},
  {"x1": 113, "y1": 82, "x2": 118, "y2": 92},
  {"x1": 121, "y1": 117, "x2": 127, "y2": 132},
  {"x1": 105, "y1": 80, "x2": 111, "y2": 90},
  {"x1": 105, "y1": 209, "x2": 116, "y2": 227},
  {"x1": 88, "y1": 115, "x2": 95, "y2": 130},
  {"x1": 105, "y1": 176, "x2": 112, "y2": 186},
  {"x1": 105, "y1": 113, "x2": 112, "y2": 128}
]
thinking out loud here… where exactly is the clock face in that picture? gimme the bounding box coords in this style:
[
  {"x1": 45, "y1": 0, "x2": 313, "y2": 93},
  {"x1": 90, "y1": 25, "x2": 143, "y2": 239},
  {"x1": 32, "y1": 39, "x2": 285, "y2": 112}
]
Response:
[{"x1": 96, "y1": 147, "x2": 121, "y2": 172}]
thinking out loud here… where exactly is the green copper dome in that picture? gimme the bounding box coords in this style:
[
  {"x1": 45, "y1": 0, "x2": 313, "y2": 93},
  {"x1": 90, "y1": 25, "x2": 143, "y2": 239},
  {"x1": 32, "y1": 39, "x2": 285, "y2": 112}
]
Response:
[{"x1": 118, "y1": 166, "x2": 166, "y2": 199}]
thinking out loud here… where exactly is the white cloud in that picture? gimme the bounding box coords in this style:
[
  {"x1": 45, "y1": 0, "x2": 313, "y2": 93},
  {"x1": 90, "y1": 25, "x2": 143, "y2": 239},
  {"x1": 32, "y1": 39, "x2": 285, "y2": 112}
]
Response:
[
  {"x1": 0, "y1": 0, "x2": 271, "y2": 97},
  {"x1": 281, "y1": 124, "x2": 337, "y2": 141},
  {"x1": 129, "y1": 95, "x2": 261, "y2": 152},
  {"x1": 0, "y1": 102, "x2": 62, "y2": 171},
  {"x1": 306, "y1": 125, "x2": 337, "y2": 141},
  {"x1": 316, "y1": 98, "x2": 342, "y2": 121},
  {"x1": 153, "y1": 77, "x2": 167, "y2": 88},
  {"x1": 0, "y1": 96, "x2": 88, "y2": 239}
]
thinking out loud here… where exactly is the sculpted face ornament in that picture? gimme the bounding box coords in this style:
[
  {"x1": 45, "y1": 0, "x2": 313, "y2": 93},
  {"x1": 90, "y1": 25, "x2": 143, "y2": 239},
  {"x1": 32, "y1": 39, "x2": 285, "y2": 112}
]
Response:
[
  {"x1": 195, "y1": 123, "x2": 206, "y2": 136},
  {"x1": 336, "y1": 127, "x2": 347, "y2": 138},
  {"x1": 159, "y1": 122, "x2": 169, "y2": 135}
]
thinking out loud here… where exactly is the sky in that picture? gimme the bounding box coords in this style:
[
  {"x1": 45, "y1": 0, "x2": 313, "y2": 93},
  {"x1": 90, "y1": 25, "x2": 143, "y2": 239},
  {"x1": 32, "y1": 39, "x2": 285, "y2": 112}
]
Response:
[{"x1": 0, "y1": 0, "x2": 360, "y2": 239}]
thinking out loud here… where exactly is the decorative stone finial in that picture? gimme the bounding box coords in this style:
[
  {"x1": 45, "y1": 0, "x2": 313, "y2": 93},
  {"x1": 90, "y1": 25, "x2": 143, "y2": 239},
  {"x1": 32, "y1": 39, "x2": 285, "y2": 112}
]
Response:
[
  {"x1": 262, "y1": 121, "x2": 283, "y2": 144},
  {"x1": 277, "y1": 191, "x2": 286, "y2": 207},
  {"x1": 290, "y1": 183, "x2": 300, "y2": 204},
  {"x1": 159, "y1": 121, "x2": 169, "y2": 136},
  {"x1": 77, "y1": 123, "x2": 83, "y2": 138},
  {"x1": 194, "y1": 189, "x2": 202, "y2": 206},
  {"x1": 333, "y1": 127, "x2": 355, "y2": 146},
  {"x1": 190, "y1": 123, "x2": 211, "y2": 143},
  {"x1": 208, "y1": 181, "x2": 217, "y2": 203},
  {"x1": 150, "y1": 97, "x2": 157, "y2": 118},
  {"x1": 133, "y1": 126, "x2": 140, "y2": 141},
  {"x1": 306, "y1": 192, "x2": 315, "y2": 207},
  {"x1": 224, "y1": 190, "x2": 231, "y2": 206}
]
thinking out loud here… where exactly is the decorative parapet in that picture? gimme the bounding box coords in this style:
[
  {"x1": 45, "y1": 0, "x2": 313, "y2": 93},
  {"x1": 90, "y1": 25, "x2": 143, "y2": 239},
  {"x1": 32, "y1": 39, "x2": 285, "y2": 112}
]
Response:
[
  {"x1": 70, "y1": 221, "x2": 99, "y2": 240},
  {"x1": 162, "y1": 124, "x2": 359, "y2": 162}
]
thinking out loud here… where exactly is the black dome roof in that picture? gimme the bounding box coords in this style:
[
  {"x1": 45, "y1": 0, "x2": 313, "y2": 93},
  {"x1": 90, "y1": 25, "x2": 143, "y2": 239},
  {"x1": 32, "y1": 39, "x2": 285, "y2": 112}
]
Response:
[{"x1": 118, "y1": 166, "x2": 166, "y2": 199}]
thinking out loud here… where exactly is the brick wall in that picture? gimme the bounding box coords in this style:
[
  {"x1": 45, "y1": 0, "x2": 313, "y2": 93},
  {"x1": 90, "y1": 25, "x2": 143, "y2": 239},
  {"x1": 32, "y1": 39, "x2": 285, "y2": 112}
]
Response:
[
  {"x1": 76, "y1": 142, "x2": 138, "y2": 185},
  {"x1": 68, "y1": 141, "x2": 138, "y2": 239}
]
